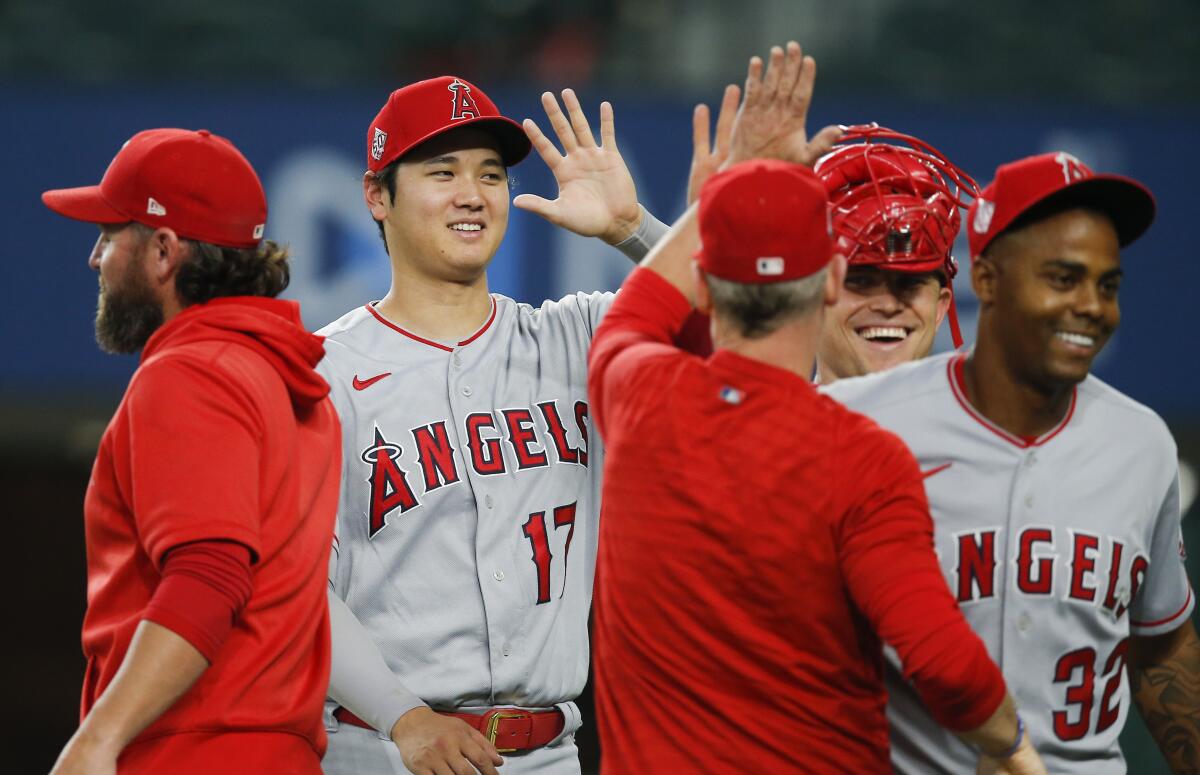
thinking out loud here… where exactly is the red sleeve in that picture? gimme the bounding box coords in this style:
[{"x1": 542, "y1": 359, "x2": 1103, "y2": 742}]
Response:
[
  {"x1": 142, "y1": 540, "x2": 255, "y2": 663},
  {"x1": 124, "y1": 356, "x2": 264, "y2": 567},
  {"x1": 837, "y1": 420, "x2": 1007, "y2": 732},
  {"x1": 588, "y1": 267, "x2": 694, "y2": 439}
]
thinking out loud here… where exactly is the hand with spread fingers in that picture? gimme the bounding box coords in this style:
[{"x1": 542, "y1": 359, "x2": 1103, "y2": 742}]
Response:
[
  {"x1": 391, "y1": 707, "x2": 504, "y2": 775},
  {"x1": 726, "y1": 40, "x2": 843, "y2": 169},
  {"x1": 686, "y1": 83, "x2": 740, "y2": 206},
  {"x1": 514, "y1": 89, "x2": 643, "y2": 246}
]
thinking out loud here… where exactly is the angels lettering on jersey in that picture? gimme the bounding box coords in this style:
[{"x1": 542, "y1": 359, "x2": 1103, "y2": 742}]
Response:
[
  {"x1": 950, "y1": 526, "x2": 1147, "y2": 620},
  {"x1": 361, "y1": 399, "x2": 590, "y2": 538}
]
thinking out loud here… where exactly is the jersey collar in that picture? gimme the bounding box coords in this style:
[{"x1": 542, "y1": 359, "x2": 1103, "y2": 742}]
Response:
[
  {"x1": 946, "y1": 352, "x2": 1077, "y2": 449},
  {"x1": 365, "y1": 296, "x2": 498, "y2": 352}
]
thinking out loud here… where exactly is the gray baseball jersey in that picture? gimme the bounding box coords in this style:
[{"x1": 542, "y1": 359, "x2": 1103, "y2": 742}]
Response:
[
  {"x1": 824, "y1": 351, "x2": 1193, "y2": 774},
  {"x1": 316, "y1": 291, "x2": 612, "y2": 772}
]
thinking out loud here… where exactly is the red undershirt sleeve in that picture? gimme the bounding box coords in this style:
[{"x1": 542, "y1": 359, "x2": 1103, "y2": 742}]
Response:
[
  {"x1": 142, "y1": 540, "x2": 255, "y2": 664},
  {"x1": 838, "y1": 423, "x2": 1007, "y2": 732}
]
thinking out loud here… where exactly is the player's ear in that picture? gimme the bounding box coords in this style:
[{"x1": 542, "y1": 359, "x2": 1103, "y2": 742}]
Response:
[
  {"x1": 692, "y1": 261, "x2": 713, "y2": 315},
  {"x1": 934, "y1": 282, "x2": 952, "y2": 326},
  {"x1": 143, "y1": 226, "x2": 186, "y2": 284},
  {"x1": 824, "y1": 253, "x2": 847, "y2": 306},
  {"x1": 971, "y1": 253, "x2": 998, "y2": 307},
  {"x1": 364, "y1": 171, "x2": 389, "y2": 222}
]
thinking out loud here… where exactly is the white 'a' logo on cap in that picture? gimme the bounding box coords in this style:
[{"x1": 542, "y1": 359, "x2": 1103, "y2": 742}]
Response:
[
  {"x1": 756, "y1": 257, "x2": 785, "y2": 276},
  {"x1": 371, "y1": 127, "x2": 388, "y2": 162},
  {"x1": 973, "y1": 199, "x2": 994, "y2": 234},
  {"x1": 147, "y1": 198, "x2": 167, "y2": 216}
]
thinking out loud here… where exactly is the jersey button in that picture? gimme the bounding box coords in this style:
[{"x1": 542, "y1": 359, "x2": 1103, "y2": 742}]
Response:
[
  {"x1": 493, "y1": 570, "x2": 505, "y2": 581},
  {"x1": 485, "y1": 495, "x2": 494, "y2": 509},
  {"x1": 1017, "y1": 613, "x2": 1031, "y2": 632},
  {"x1": 1024, "y1": 494, "x2": 1034, "y2": 508},
  {"x1": 502, "y1": 644, "x2": 512, "y2": 657},
  {"x1": 461, "y1": 386, "x2": 473, "y2": 397}
]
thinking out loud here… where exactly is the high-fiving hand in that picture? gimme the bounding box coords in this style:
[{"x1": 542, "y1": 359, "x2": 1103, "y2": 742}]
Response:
[
  {"x1": 726, "y1": 41, "x2": 843, "y2": 170},
  {"x1": 515, "y1": 89, "x2": 643, "y2": 246}
]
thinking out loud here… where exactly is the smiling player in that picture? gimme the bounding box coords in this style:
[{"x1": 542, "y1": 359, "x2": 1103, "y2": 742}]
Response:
[
  {"x1": 825, "y1": 151, "x2": 1200, "y2": 773},
  {"x1": 315, "y1": 76, "x2": 671, "y2": 775},
  {"x1": 813, "y1": 125, "x2": 977, "y2": 383}
]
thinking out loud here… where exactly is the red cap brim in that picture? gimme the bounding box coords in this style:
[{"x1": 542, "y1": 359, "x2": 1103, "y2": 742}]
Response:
[
  {"x1": 376, "y1": 115, "x2": 532, "y2": 171},
  {"x1": 42, "y1": 186, "x2": 130, "y2": 225},
  {"x1": 1034, "y1": 175, "x2": 1156, "y2": 248},
  {"x1": 463, "y1": 116, "x2": 532, "y2": 167},
  {"x1": 847, "y1": 254, "x2": 946, "y2": 274}
]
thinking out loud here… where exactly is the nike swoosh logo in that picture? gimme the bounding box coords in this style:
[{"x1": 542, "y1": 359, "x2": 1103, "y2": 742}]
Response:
[
  {"x1": 352, "y1": 372, "x2": 392, "y2": 391},
  {"x1": 921, "y1": 462, "x2": 953, "y2": 479}
]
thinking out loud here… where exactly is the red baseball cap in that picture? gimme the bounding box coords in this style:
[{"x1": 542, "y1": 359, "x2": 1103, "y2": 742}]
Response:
[
  {"x1": 696, "y1": 159, "x2": 833, "y2": 284},
  {"x1": 367, "y1": 76, "x2": 532, "y2": 172},
  {"x1": 967, "y1": 151, "x2": 1156, "y2": 257},
  {"x1": 42, "y1": 128, "x2": 267, "y2": 249}
]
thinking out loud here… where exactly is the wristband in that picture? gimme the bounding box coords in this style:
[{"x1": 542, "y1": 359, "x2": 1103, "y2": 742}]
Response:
[
  {"x1": 613, "y1": 205, "x2": 670, "y2": 261},
  {"x1": 987, "y1": 714, "x2": 1025, "y2": 759}
]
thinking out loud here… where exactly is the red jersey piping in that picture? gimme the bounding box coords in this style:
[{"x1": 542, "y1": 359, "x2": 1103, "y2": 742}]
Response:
[
  {"x1": 1131, "y1": 586, "x2": 1194, "y2": 628},
  {"x1": 946, "y1": 353, "x2": 1076, "y2": 449},
  {"x1": 365, "y1": 297, "x2": 498, "y2": 352}
]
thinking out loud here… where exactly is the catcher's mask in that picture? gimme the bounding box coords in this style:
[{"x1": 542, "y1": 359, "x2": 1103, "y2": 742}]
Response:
[{"x1": 815, "y1": 124, "x2": 979, "y2": 347}]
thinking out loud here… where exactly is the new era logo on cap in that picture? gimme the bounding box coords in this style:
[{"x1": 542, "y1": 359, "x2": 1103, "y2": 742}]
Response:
[
  {"x1": 253, "y1": 224, "x2": 265, "y2": 239},
  {"x1": 147, "y1": 197, "x2": 167, "y2": 216}
]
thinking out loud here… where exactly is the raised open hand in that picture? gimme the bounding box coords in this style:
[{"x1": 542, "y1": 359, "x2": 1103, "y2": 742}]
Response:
[
  {"x1": 686, "y1": 83, "x2": 740, "y2": 206},
  {"x1": 514, "y1": 89, "x2": 642, "y2": 245},
  {"x1": 726, "y1": 41, "x2": 843, "y2": 169}
]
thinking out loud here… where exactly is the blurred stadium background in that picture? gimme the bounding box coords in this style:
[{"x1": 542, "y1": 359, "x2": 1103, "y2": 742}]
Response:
[{"x1": 4, "y1": 0, "x2": 1198, "y2": 771}]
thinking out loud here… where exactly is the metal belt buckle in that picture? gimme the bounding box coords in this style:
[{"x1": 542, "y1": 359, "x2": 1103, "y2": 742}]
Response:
[{"x1": 484, "y1": 709, "x2": 530, "y2": 753}]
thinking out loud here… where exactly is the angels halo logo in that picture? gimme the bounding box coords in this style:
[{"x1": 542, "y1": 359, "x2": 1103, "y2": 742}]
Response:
[{"x1": 448, "y1": 79, "x2": 480, "y2": 121}]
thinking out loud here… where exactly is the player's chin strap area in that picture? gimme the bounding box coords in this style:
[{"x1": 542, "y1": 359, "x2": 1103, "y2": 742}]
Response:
[
  {"x1": 947, "y1": 294, "x2": 963, "y2": 349},
  {"x1": 332, "y1": 703, "x2": 579, "y2": 752}
]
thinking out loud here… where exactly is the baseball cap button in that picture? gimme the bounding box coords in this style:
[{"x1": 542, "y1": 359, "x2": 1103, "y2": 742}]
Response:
[{"x1": 197, "y1": 129, "x2": 211, "y2": 137}]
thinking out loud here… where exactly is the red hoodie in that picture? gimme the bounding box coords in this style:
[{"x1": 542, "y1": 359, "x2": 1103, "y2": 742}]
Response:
[{"x1": 79, "y1": 297, "x2": 341, "y2": 774}]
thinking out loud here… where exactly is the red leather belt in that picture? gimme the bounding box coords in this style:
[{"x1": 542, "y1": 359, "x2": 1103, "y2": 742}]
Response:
[{"x1": 333, "y1": 706, "x2": 565, "y2": 753}]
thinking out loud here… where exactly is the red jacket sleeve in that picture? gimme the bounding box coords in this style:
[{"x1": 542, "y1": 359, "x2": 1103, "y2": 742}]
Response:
[
  {"x1": 588, "y1": 267, "x2": 695, "y2": 439},
  {"x1": 142, "y1": 540, "x2": 255, "y2": 663},
  {"x1": 837, "y1": 420, "x2": 1007, "y2": 732},
  {"x1": 124, "y1": 356, "x2": 265, "y2": 567}
]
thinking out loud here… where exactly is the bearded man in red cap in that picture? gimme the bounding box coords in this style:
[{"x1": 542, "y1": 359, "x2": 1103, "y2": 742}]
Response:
[
  {"x1": 42, "y1": 129, "x2": 341, "y2": 774},
  {"x1": 588, "y1": 43, "x2": 1046, "y2": 774}
]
